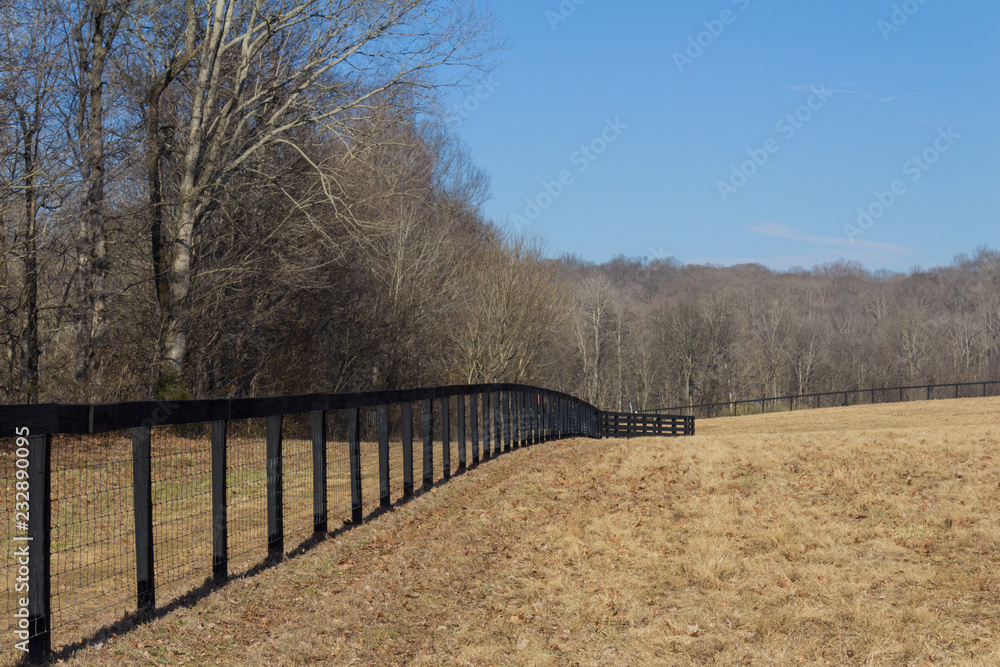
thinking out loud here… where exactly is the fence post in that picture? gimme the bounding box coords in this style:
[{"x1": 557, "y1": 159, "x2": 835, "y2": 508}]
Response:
[
  {"x1": 550, "y1": 397, "x2": 556, "y2": 438},
  {"x1": 131, "y1": 426, "x2": 155, "y2": 613},
  {"x1": 212, "y1": 420, "x2": 229, "y2": 582},
  {"x1": 517, "y1": 391, "x2": 525, "y2": 448},
  {"x1": 422, "y1": 399, "x2": 434, "y2": 490},
  {"x1": 347, "y1": 407, "x2": 363, "y2": 525},
  {"x1": 310, "y1": 412, "x2": 326, "y2": 537},
  {"x1": 547, "y1": 394, "x2": 554, "y2": 441},
  {"x1": 378, "y1": 404, "x2": 391, "y2": 509},
  {"x1": 401, "y1": 402, "x2": 414, "y2": 498},
  {"x1": 524, "y1": 391, "x2": 531, "y2": 446},
  {"x1": 441, "y1": 397, "x2": 451, "y2": 480},
  {"x1": 510, "y1": 391, "x2": 517, "y2": 449},
  {"x1": 266, "y1": 415, "x2": 284, "y2": 560},
  {"x1": 529, "y1": 391, "x2": 536, "y2": 444},
  {"x1": 927, "y1": 385, "x2": 931, "y2": 400},
  {"x1": 527, "y1": 391, "x2": 545, "y2": 445},
  {"x1": 26, "y1": 433, "x2": 51, "y2": 662},
  {"x1": 502, "y1": 391, "x2": 511, "y2": 452},
  {"x1": 524, "y1": 391, "x2": 541, "y2": 446},
  {"x1": 457, "y1": 394, "x2": 467, "y2": 471},
  {"x1": 561, "y1": 396, "x2": 567, "y2": 439},
  {"x1": 493, "y1": 391, "x2": 502, "y2": 455},
  {"x1": 470, "y1": 393, "x2": 480, "y2": 465},
  {"x1": 540, "y1": 393, "x2": 546, "y2": 442},
  {"x1": 481, "y1": 393, "x2": 491, "y2": 461},
  {"x1": 555, "y1": 398, "x2": 561, "y2": 438},
  {"x1": 552, "y1": 398, "x2": 558, "y2": 438},
  {"x1": 511, "y1": 391, "x2": 519, "y2": 449},
  {"x1": 955, "y1": 383, "x2": 959, "y2": 399},
  {"x1": 563, "y1": 398, "x2": 569, "y2": 438}
]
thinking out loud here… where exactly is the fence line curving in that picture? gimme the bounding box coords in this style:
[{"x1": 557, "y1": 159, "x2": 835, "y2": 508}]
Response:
[
  {"x1": 643, "y1": 380, "x2": 1000, "y2": 419},
  {"x1": 0, "y1": 382, "x2": 692, "y2": 661}
]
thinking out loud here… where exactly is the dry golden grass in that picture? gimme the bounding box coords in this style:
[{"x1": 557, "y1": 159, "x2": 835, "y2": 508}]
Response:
[
  {"x1": 0, "y1": 429, "x2": 464, "y2": 664},
  {"x1": 31, "y1": 397, "x2": 1000, "y2": 664}
]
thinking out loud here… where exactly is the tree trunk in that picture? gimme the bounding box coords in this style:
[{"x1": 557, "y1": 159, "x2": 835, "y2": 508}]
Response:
[
  {"x1": 18, "y1": 107, "x2": 40, "y2": 403},
  {"x1": 74, "y1": 1, "x2": 117, "y2": 394},
  {"x1": 156, "y1": 199, "x2": 196, "y2": 396}
]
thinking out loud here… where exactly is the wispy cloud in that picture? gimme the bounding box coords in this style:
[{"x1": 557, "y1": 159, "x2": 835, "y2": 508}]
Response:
[
  {"x1": 789, "y1": 83, "x2": 862, "y2": 96},
  {"x1": 686, "y1": 222, "x2": 916, "y2": 272},
  {"x1": 878, "y1": 94, "x2": 914, "y2": 103},
  {"x1": 749, "y1": 222, "x2": 912, "y2": 256}
]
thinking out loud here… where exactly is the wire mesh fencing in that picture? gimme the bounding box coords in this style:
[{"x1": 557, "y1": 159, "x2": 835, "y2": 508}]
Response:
[
  {"x1": 226, "y1": 419, "x2": 269, "y2": 579},
  {"x1": 48, "y1": 433, "x2": 136, "y2": 646},
  {"x1": 0, "y1": 384, "x2": 634, "y2": 661}
]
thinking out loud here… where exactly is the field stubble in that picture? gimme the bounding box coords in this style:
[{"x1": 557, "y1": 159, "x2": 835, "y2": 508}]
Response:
[{"x1": 48, "y1": 397, "x2": 1000, "y2": 665}]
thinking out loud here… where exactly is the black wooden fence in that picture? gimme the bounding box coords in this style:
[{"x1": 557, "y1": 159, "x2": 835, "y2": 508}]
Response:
[
  {"x1": 600, "y1": 412, "x2": 694, "y2": 438},
  {"x1": 643, "y1": 380, "x2": 1000, "y2": 419},
  {"x1": 0, "y1": 383, "x2": 692, "y2": 661}
]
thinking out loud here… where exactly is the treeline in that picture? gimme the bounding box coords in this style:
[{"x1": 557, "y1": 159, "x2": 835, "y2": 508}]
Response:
[
  {"x1": 554, "y1": 250, "x2": 1000, "y2": 411},
  {"x1": 3, "y1": 3, "x2": 997, "y2": 410}
]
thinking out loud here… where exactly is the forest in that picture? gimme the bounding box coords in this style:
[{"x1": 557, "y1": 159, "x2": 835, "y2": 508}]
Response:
[{"x1": 2, "y1": 1, "x2": 997, "y2": 410}]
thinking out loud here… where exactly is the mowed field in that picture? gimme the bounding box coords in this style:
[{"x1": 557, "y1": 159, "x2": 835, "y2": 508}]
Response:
[{"x1": 60, "y1": 397, "x2": 1000, "y2": 666}]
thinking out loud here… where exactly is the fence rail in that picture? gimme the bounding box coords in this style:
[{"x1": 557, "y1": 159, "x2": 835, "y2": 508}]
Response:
[
  {"x1": 643, "y1": 380, "x2": 1000, "y2": 419},
  {"x1": 0, "y1": 383, "x2": 692, "y2": 661},
  {"x1": 600, "y1": 412, "x2": 694, "y2": 438}
]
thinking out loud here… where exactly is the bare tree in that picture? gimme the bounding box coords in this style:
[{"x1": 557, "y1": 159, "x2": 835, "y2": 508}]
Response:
[
  {"x1": 135, "y1": 0, "x2": 498, "y2": 396},
  {"x1": 450, "y1": 235, "x2": 565, "y2": 384},
  {"x1": 70, "y1": 0, "x2": 132, "y2": 390},
  {"x1": 573, "y1": 274, "x2": 614, "y2": 405},
  {"x1": 0, "y1": 3, "x2": 69, "y2": 402}
]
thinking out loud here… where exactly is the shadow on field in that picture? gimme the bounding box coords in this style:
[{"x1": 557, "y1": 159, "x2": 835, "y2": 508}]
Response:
[{"x1": 35, "y1": 453, "x2": 493, "y2": 665}]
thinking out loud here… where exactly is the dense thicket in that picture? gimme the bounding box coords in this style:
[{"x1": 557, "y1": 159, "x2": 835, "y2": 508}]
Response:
[{"x1": 553, "y1": 251, "x2": 1000, "y2": 410}]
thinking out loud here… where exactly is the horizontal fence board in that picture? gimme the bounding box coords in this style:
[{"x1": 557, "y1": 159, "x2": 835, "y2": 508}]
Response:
[{"x1": 2, "y1": 383, "x2": 601, "y2": 436}]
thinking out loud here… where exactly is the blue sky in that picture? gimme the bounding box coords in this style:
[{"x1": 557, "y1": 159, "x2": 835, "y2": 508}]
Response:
[{"x1": 445, "y1": 0, "x2": 1000, "y2": 271}]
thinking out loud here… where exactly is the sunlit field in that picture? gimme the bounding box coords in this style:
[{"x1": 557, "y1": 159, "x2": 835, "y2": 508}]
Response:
[{"x1": 51, "y1": 397, "x2": 1000, "y2": 665}]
